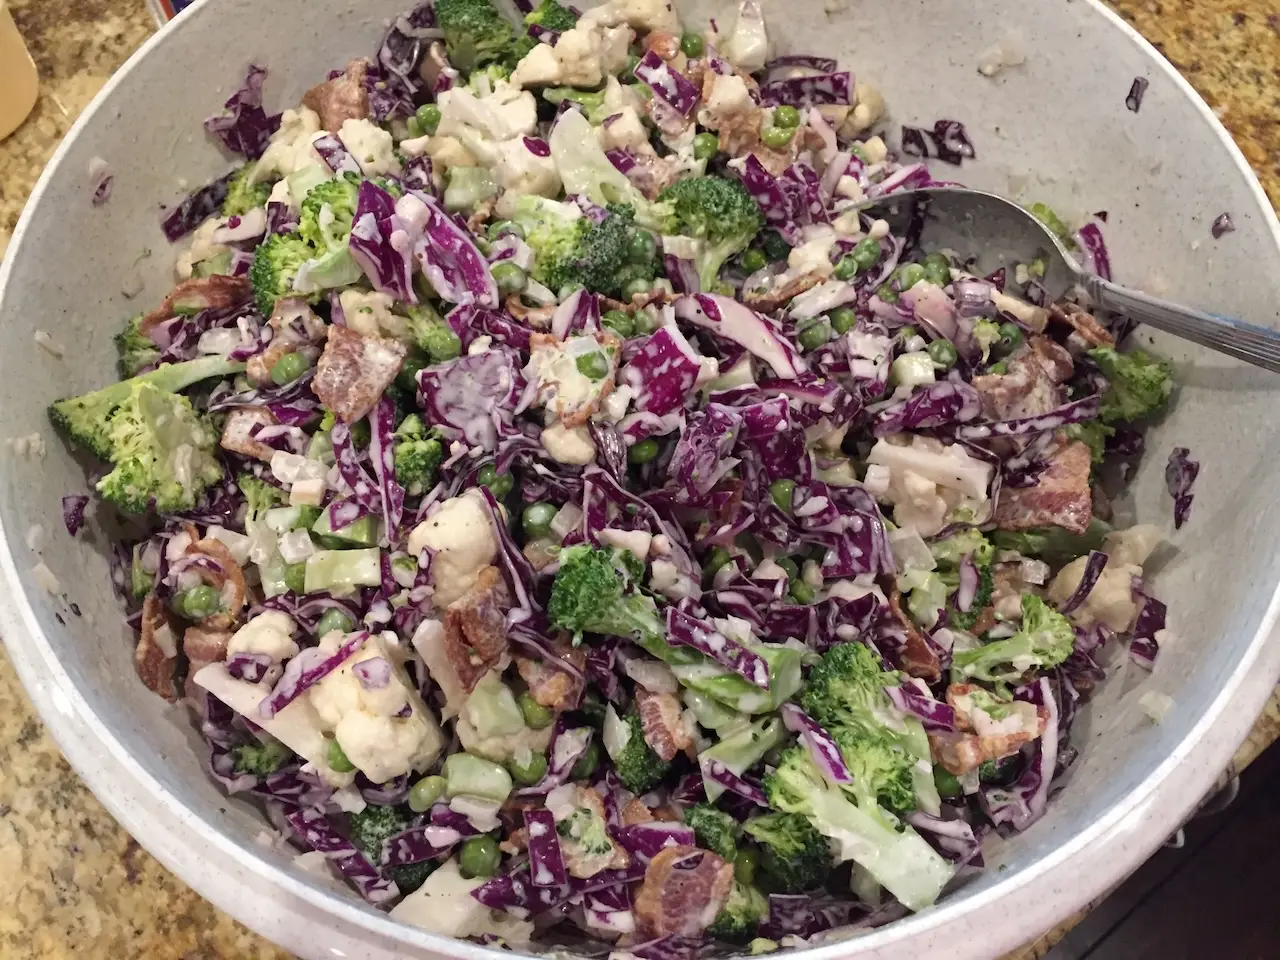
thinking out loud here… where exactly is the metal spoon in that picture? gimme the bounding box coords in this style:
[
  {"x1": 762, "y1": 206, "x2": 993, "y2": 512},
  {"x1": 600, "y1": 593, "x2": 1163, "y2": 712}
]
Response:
[{"x1": 869, "y1": 186, "x2": 1280, "y2": 373}]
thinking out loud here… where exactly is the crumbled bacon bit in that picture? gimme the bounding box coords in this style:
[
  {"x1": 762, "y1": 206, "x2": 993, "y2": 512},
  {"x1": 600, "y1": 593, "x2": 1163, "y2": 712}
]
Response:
[
  {"x1": 929, "y1": 684, "x2": 1049, "y2": 775},
  {"x1": 302, "y1": 58, "x2": 372, "y2": 132},
  {"x1": 312, "y1": 324, "x2": 406, "y2": 423},
  {"x1": 886, "y1": 587, "x2": 942, "y2": 683},
  {"x1": 635, "y1": 688, "x2": 694, "y2": 762},
  {"x1": 971, "y1": 345, "x2": 1063, "y2": 421},
  {"x1": 1027, "y1": 335, "x2": 1074, "y2": 383},
  {"x1": 139, "y1": 276, "x2": 251, "y2": 332},
  {"x1": 442, "y1": 565, "x2": 511, "y2": 693},
  {"x1": 995, "y1": 439, "x2": 1093, "y2": 535},
  {"x1": 516, "y1": 641, "x2": 586, "y2": 711},
  {"x1": 136, "y1": 594, "x2": 177, "y2": 701},
  {"x1": 186, "y1": 537, "x2": 249, "y2": 630},
  {"x1": 634, "y1": 845, "x2": 734, "y2": 938},
  {"x1": 220, "y1": 407, "x2": 279, "y2": 462},
  {"x1": 183, "y1": 625, "x2": 232, "y2": 700},
  {"x1": 643, "y1": 31, "x2": 682, "y2": 61},
  {"x1": 742, "y1": 271, "x2": 824, "y2": 314},
  {"x1": 1049, "y1": 303, "x2": 1115, "y2": 348},
  {"x1": 621, "y1": 798, "x2": 655, "y2": 826}
]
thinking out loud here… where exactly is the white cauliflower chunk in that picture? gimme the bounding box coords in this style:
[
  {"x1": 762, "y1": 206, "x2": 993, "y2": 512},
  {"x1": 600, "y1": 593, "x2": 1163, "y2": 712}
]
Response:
[
  {"x1": 494, "y1": 136, "x2": 562, "y2": 198},
  {"x1": 866, "y1": 436, "x2": 995, "y2": 537},
  {"x1": 601, "y1": 107, "x2": 649, "y2": 153},
  {"x1": 391, "y1": 859, "x2": 535, "y2": 941},
  {"x1": 407, "y1": 490, "x2": 499, "y2": 607},
  {"x1": 649, "y1": 558, "x2": 696, "y2": 600},
  {"x1": 337, "y1": 118, "x2": 400, "y2": 177},
  {"x1": 227, "y1": 611, "x2": 300, "y2": 663},
  {"x1": 437, "y1": 82, "x2": 539, "y2": 165},
  {"x1": 176, "y1": 217, "x2": 231, "y2": 280},
  {"x1": 541, "y1": 422, "x2": 598, "y2": 465},
  {"x1": 253, "y1": 107, "x2": 326, "y2": 179},
  {"x1": 581, "y1": 0, "x2": 679, "y2": 37},
  {"x1": 309, "y1": 631, "x2": 444, "y2": 784},
  {"x1": 1047, "y1": 555, "x2": 1143, "y2": 632},
  {"x1": 513, "y1": 23, "x2": 634, "y2": 89},
  {"x1": 339, "y1": 289, "x2": 407, "y2": 340},
  {"x1": 722, "y1": 0, "x2": 769, "y2": 71}
]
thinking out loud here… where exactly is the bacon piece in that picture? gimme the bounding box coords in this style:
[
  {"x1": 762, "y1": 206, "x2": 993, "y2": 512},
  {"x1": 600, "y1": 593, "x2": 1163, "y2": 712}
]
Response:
[
  {"x1": 886, "y1": 587, "x2": 942, "y2": 683},
  {"x1": 528, "y1": 331, "x2": 620, "y2": 428},
  {"x1": 136, "y1": 594, "x2": 178, "y2": 702},
  {"x1": 742, "y1": 271, "x2": 824, "y2": 315},
  {"x1": 1050, "y1": 303, "x2": 1115, "y2": 348},
  {"x1": 312, "y1": 323, "x2": 406, "y2": 423},
  {"x1": 185, "y1": 537, "x2": 250, "y2": 630},
  {"x1": 442, "y1": 565, "x2": 511, "y2": 693},
  {"x1": 1028, "y1": 335, "x2": 1074, "y2": 382},
  {"x1": 929, "y1": 684, "x2": 1048, "y2": 775},
  {"x1": 139, "y1": 276, "x2": 252, "y2": 332},
  {"x1": 302, "y1": 58, "x2": 371, "y2": 131},
  {"x1": 642, "y1": 31, "x2": 683, "y2": 60},
  {"x1": 635, "y1": 688, "x2": 694, "y2": 762},
  {"x1": 634, "y1": 846, "x2": 734, "y2": 938},
  {"x1": 516, "y1": 641, "x2": 586, "y2": 711},
  {"x1": 220, "y1": 407, "x2": 278, "y2": 462},
  {"x1": 994, "y1": 439, "x2": 1093, "y2": 535},
  {"x1": 504, "y1": 295, "x2": 556, "y2": 328},
  {"x1": 626, "y1": 153, "x2": 681, "y2": 201},
  {"x1": 971, "y1": 344, "x2": 1063, "y2": 421},
  {"x1": 621, "y1": 798, "x2": 655, "y2": 826},
  {"x1": 182, "y1": 625, "x2": 232, "y2": 700}
]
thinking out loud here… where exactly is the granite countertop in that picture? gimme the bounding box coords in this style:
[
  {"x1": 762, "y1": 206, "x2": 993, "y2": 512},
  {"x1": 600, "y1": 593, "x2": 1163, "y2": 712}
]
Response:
[{"x1": 0, "y1": 1, "x2": 1277, "y2": 958}]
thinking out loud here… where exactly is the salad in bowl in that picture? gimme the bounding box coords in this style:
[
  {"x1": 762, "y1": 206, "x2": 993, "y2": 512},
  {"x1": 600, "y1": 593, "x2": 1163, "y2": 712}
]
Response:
[{"x1": 48, "y1": 0, "x2": 1182, "y2": 952}]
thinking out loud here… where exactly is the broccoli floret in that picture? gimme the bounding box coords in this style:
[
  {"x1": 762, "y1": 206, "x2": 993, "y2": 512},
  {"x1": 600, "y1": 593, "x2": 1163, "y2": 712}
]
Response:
[
  {"x1": 402, "y1": 304, "x2": 463, "y2": 362},
  {"x1": 516, "y1": 199, "x2": 652, "y2": 298},
  {"x1": 1064, "y1": 420, "x2": 1115, "y2": 464},
  {"x1": 684, "y1": 802, "x2": 739, "y2": 861},
  {"x1": 799, "y1": 642, "x2": 897, "y2": 738},
  {"x1": 902, "y1": 569, "x2": 948, "y2": 631},
  {"x1": 298, "y1": 173, "x2": 361, "y2": 252},
  {"x1": 394, "y1": 415, "x2": 445, "y2": 496},
  {"x1": 49, "y1": 356, "x2": 244, "y2": 513},
  {"x1": 348, "y1": 803, "x2": 437, "y2": 893},
  {"x1": 250, "y1": 232, "x2": 316, "y2": 316},
  {"x1": 835, "y1": 727, "x2": 917, "y2": 817},
  {"x1": 548, "y1": 544, "x2": 670, "y2": 652},
  {"x1": 501, "y1": 34, "x2": 539, "y2": 71},
  {"x1": 708, "y1": 881, "x2": 767, "y2": 942},
  {"x1": 231, "y1": 737, "x2": 293, "y2": 776},
  {"x1": 114, "y1": 313, "x2": 160, "y2": 378},
  {"x1": 237, "y1": 473, "x2": 286, "y2": 523},
  {"x1": 435, "y1": 0, "x2": 517, "y2": 73},
  {"x1": 1027, "y1": 202, "x2": 1075, "y2": 248},
  {"x1": 221, "y1": 164, "x2": 273, "y2": 217},
  {"x1": 742, "y1": 812, "x2": 830, "y2": 894},
  {"x1": 972, "y1": 318, "x2": 1002, "y2": 362},
  {"x1": 952, "y1": 593, "x2": 1074, "y2": 683},
  {"x1": 525, "y1": 0, "x2": 578, "y2": 32},
  {"x1": 511, "y1": 195, "x2": 590, "y2": 288},
  {"x1": 948, "y1": 563, "x2": 994, "y2": 631},
  {"x1": 991, "y1": 517, "x2": 1111, "y2": 565},
  {"x1": 613, "y1": 710, "x2": 671, "y2": 794},
  {"x1": 1089, "y1": 347, "x2": 1174, "y2": 423},
  {"x1": 658, "y1": 176, "x2": 765, "y2": 291},
  {"x1": 763, "y1": 744, "x2": 952, "y2": 912},
  {"x1": 542, "y1": 87, "x2": 607, "y2": 123},
  {"x1": 930, "y1": 529, "x2": 995, "y2": 569}
]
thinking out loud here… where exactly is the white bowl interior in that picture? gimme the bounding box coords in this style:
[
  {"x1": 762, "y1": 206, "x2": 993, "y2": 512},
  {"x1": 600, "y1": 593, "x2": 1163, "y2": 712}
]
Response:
[{"x1": 1, "y1": 1, "x2": 1278, "y2": 958}]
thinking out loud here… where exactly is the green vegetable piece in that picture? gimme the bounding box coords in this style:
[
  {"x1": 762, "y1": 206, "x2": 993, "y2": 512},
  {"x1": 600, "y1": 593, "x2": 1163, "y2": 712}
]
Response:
[
  {"x1": 491, "y1": 261, "x2": 527, "y2": 295},
  {"x1": 303, "y1": 547, "x2": 383, "y2": 595},
  {"x1": 508, "y1": 751, "x2": 549, "y2": 787},
  {"x1": 772, "y1": 105, "x2": 800, "y2": 129},
  {"x1": 798, "y1": 321, "x2": 831, "y2": 352},
  {"x1": 739, "y1": 247, "x2": 768, "y2": 273},
  {"x1": 927, "y1": 339, "x2": 958, "y2": 369},
  {"x1": 250, "y1": 232, "x2": 316, "y2": 316},
  {"x1": 176, "y1": 584, "x2": 220, "y2": 620},
  {"x1": 628, "y1": 437, "x2": 660, "y2": 465},
  {"x1": 627, "y1": 229, "x2": 657, "y2": 264},
  {"x1": 405, "y1": 115, "x2": 423, "y2": 139},
  {"x1": 848, "y1": 236, "x2": 880, "y2": 272},
  {"x1": 476, "y1": 463, "x2": 514, "y2": 499},
  {"x1": 327, "y1": 738, "x2": 356, "y2": 773},
  {"x1": 525, "y1": 0, "x2": 578, "y2": 32},
  {"x1": 114, "y1": 313, "x2": 161, "y2": 379},
  {"x1": 769, "y1": 478, "x2": 796, "y2": 513},
  {"x1": 897, "y1": 262, "x2": 926, "y2": 291},
  {"x1": 952, "y1": 594, "x2": 1075, "y2": 683},
  {"x1": 435, "y1": 0, "x2": 518, "y2": 72},
  {"x1": 231, "y1": 738, "x2": 294, "y2": 776},
  {"x1": 680, "y1": 31, "x2": 705, "y2": 57},
  {"x1": 833, "y1": 255, "x2": 860, "y2": 282},
  {"x1": 444, "y1": 166, "x2": 498, "y2": 214},
  {"x1": 704, "y1": 546, "x2": 732, "y2": 578},
  {"x1": 876, "y1": 282, "x2": 899, "y2": 304},
  {"x1": 522, "y1": 502, "x2": 557, "y2": 540},
  {"x1": 923, "y1": 251, "x2": 951, "y2": 286},
  {"x1": 829, "y1": 306, "x2": 856, "y2": 334},
  {"x1": 270, "y1": 351, "x2": 309, "y2": 385},
  {"x1": 621, "y1": 276, "x2": 651, "y2": 301},
  {"x1": 416, "y1": 103, "x2": 442, "y2": 135},
  {"x1": 1089, "y1": 346, "x2": 1174, "y2": 423},
  {"x1": 698, "y1": 716, "x2": 787, "y2": 802},
  {"x1": 1027, "y1": 201, "x2": 1074, "y2": 245},
  {"x1": 761, "y1": 231, "x2": 790, "y2": 262},
  {"x1": 946, "y1": 564, "x2": 993, "y2": 631},
  {"x1": 602, "y1": 309, "x2": 635, "y2": 338},
  {"x1": 994, "y1": 321, "x2": 1024, "y2": 357},
  {"x1": 130, "y1": 544, "x2": 153, "y2": 599},
  {"x1": 693, "y1": 131, "x2": 720, "y2": 161},
  {"x1": 221, "y1": 164, "x2": 273, "y2": 217},
  {"x1": 734, "y1": 847, "x2": 758, "y2": 885},
  {"x1": 708, "y1": 881, "x2": 767, "y2": 942},
  {"x1": 349, "y1": 804, "x2": 438, "y2": 892},
  {"x1": 685, "y1": 802, "x2": 739, "y2": 860},
  {"x1": 930, "y1": 529, "x2": 995, "y2": 568},
  {"x1": 409, "y1": 775, "x2": 447, "y2": 813},
  {"x1": 743, "y1": 812, "x2": 831, "y2": 894},
  {"x1": 316, "y1": 608, "x2": 355, "y2": 638},
  {"x1": 516, "y1": 690, "x2": 554, "y2": 731},
  {"x1": 1064, "y1": 420, "x2": 1115, "y2": 464},
  {"x1": 761, "y1": 126, "x2": 794, "y2": 149},
  {"x1": 775, "y1": 556, "x2": 799, "y2": 581},
  {"x1": 488, "y1": 219, "x2": 524, "y2": 241},
  {"x1": 311, "y1": 504, "x2": 379, "y2": 547},
  {"x1": 445, "y1": 753, "x2": 514, "y2": 803},
  {"x1": 570, "y1": 739, "x2": 601, "y2": 780},
  {"x1": 987, "y1": 360, "x2": 1008, "y2": 375},
  {"x1": 575, "y1": 351, "x2": 610, "y2": 380},
  {"x1": 610, "y1": 711, "x2": 670, "y2": 793},
  {"x1": 933, "y1": 765, "x2": 962, "y2": 799},
  {"x1": 283, "y1": 562, "x2": 307, "y2": 595},
  {"x1": 658, "y1": 176, "x2": 765, "y2": 291},
  {"x1": 788, "y1": 580, "x2": 816, "y2": 605}
]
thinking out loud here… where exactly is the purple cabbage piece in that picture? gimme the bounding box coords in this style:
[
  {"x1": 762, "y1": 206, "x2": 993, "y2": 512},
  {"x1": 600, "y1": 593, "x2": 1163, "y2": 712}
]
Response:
[
  {"x1": 872, "y1": 381, "x2": 983, "y2": 436},
  {"x1": 349, "y1": 180, "x2": 416, "y2": 301},
  {"x1": 471, "y1": 864, "x2": 571, "y2": 920},
  {"x1": 331, "y1": 421, "x2": 383, "y2": 511},
  {"x1": 866, "y1": 162, "x2": 932, "y2": 199},
  {"x1": 61, "y1": 494, "x2": 89, "y2": 536},
  {"x1": 90, "y1": 165, "x2": 113, "y2": 206},
  {"x1": 668, "y1": 404, "x2": 742, "y2": 499},
  {"x1": 160, "y1": 171, "x2": 235, "y2": 242},
  {"x1": 626, "y1": 937, "x2": 704, "y2": 960},
  {"x1": 411, "y1": 194, "x2": 499, "y2": 307},
  {"x1": 1211, "y1": 212, "x2": 1235, "y2": 239},
  {"x1": 417, "y1": 349, "x2": 525, "y2": 452},
  {"x1": 1058, "y1": 551, "x2": 1109, "y2": 615},
  {"x1": 266, "y1": 200, "x2": 298, "y2": 235},
  {"x1": 618, "y1": 325, "x2": 703, "y2": 417},
  {"x1": 1165, "y1": 446, "x2": 1199, "y2": 529},
  {"x1": 313, "y1": 133, "x2": 361, "y2": 174},
  {"x1": 259, "y1": 632, "x2": 366, "y2": 719},
  {"x1": 901, "y1": 119, "x2": 976, "y2": 166},
  {"x1": 667, "y1": 607, "x2": 770, "y2": 689},
  {"x1": 368, "y1": 395, "x2": 406, "y2": 539},
  {"x1": 227, "y1": 651, "x2": 274, "y2": 684},
  {"x1": 1129, "y1": 589, "x2": 1166, "y2": 670},
  {"x1": 447, "y1": 302, "x2": 532, "y2": 352},
  {"x1": 765, "y1": 894, "x2": 815, "y2": 938},
  {"x1": 954, "y1": 393, "x2": 1100, "y2": 441},
  {"x1": 633, "y1": 49, "x2": 701, "y2": 116},
  {"x1": 780, "y1": 703, "x2": 854, "y2": 785},
  {"x1": 981, "y1": 678, "x2": 1059, "y2": 832},
  {"x1": 664, "y1": 255, "x2": 699, "y2": 294},
  {"x1": 203, "y1": 64, "x2": 281, "y2": 160},
  {"x1": 884, "y1": 681, "x2": 957, "y2": 733},
  {"x1": 550, "y1": 288, "x2": 601, "y2": 340},
  {"x1": 374, "y1": 3, "x2": 436, "y2": 119},
  {"x1": 381, "y1": 823, "x2": 463, "y2": 866},
  {"x1": 285, "y1": 807, "x2": 399, "y2": 903},
  {"x1": 516, "y1": 720, "x2": 592, "y2": 796},
  {"x1": 674, "y1": 294, "x2": 806, "y2": 379},
  {"x1": 615, "y1": 822, "x2": 696, "y2": 861},
  {"x1": 700, "y1": 758, "x2": 768, "y2": 807},
  {"x1": 738, "y1": 154, "x2": 798, "y2": 242},
  {"x1": 759, "y1": 71, "x2": 853, "y2": 108},
  {"x1": 1125, "y1": 76, "x2": 1149, "y2": 112},
  {"x1": 1075, "y1": 221, "x2": 1112, "y2": 281},
  {"x1": 352, "y1": 656, "x2": 392, "y2": 690},
  {"x1": 524, "y1": 808, "x2": 570, "y2": 887},
  {"x1": 906, "y1": 810, "x2": 985, "y2": 867},
  {"x1": 763, "y1": 54, "x2": 838, "y2": 75}
]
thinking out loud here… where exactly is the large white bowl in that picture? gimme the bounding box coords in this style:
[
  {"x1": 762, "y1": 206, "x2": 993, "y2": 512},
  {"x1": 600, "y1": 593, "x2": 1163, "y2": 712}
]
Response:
[{"x1": 2, "y1": 1, "x2": 1278, "y2": 957}]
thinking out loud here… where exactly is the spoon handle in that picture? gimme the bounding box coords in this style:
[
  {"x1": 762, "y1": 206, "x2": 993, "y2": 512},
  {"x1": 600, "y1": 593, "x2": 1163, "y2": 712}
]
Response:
[{"x1": 1083, "y1": 276, "x2": 1280, "y2": 375}]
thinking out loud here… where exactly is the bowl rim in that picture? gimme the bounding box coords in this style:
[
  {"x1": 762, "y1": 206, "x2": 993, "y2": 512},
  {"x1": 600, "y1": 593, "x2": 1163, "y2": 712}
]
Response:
[{"x1": 2, "y1": 1, "x2": 1278, "y2": 958}]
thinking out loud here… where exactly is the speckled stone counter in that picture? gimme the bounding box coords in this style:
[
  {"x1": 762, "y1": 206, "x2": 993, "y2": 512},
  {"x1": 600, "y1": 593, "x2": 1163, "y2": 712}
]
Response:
[{"x1": 0, "y1": 1, "x2": 1277, "y2": 958}]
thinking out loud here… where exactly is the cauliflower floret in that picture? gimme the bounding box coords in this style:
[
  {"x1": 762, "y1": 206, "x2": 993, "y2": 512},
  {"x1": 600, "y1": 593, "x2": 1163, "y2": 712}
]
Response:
[
  {"x1": 649, "y1": 557, "x2": 697, "y2": 600},
  {"x1": 601, "y1": 107, "x2": 649, "y2": 153},
  {"x1": 602, "y1": 75, "x2": 643, "y2": 116},
  {"x1": 252, "y1": 107, "x2": 325, "y2": 180},
  {"x1": 721, "y1": 0, "x2": 769, "y2": 71},
  {"x1": 407, "y1": 490, "x2": 499, "y2": 607},
  {"x1": 786, "y1": 225, "x2": 839, "y2": 279},
  {"x1": 175, "y1": 217, "x2": 231, "y2": 280},
  {"x1": 598, "y1": 527, "x2": 653, "y2": 561},
  {"x1": 541, "y1": 422, "x2": 597, "y2": 465},
  {"x1": 337, "y1": 117, "x2": 400, "y2": 177},
  {"x1": 526, "y1": 335, "x2": 616, "y2": 424},
  {"x1": 391, "y1": 859, "x2": 535, "y2": 941},
  {"x1": 697, "y1": 73, "x2": 755, "y2": 131},
  {"x1": 1047, "y1": 556, "x2": 1143, "y2": 633},
  {"x1": 511, "y1": 23, "x2": 634, "y2": 90},
  {"x1": 339, "y1": 289, "x2": 408, "y2": 340},
  {"x1": 866, "y1": 436, "x2": 995, "y2": 536},
  {"x1": 580, "y1": 0, "x2": 680, "y2": 37},
  {"x1": 416, "y1": 135, "x2": 479, "y2": 175},
  {"x1": 309, "y1": 632, "x2": 444, "y2": 784},
  {"x1": 227, "y1": 610, "x2": 299, "y2": 662},
  {"x1": 438, "y1": 83, "x2": 538, "y2": 143},
  {"x1": 511, "y1": 43, "x2": 562, "y2": 88},
  {"x1": 494, "y1": 136, "x2": 562, "y2": 199}
]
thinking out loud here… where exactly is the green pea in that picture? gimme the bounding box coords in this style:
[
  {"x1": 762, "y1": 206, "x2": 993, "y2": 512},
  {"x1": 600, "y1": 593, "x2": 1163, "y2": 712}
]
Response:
[
  {"x1": 558, "y1": 282, "x2": 584, "y2": 301},
  {"x1": 896, "y1": 262, "x2": 927, "y2": 291},
  {"x1": 934, "y1": 766, "x2": 962, "y2": 799},
  {"x1": 923, "y1": 251, "x2": 951, "y2": 287},
  {"x1": 760, "y1": 126, "x2": 795, "y2": 149},
  {"x1": 789, "y1": 580, "x2": 816, "y2": 605},
  {"x1": 283, "y1": 562, "x2": 306, "y2": 595},
  {"x1": 693, "y1": 131, "x2": 719, "y2": 161},
  {"x1": 988, "y1": 360, "x2": 1009, "y2": 375},
  {"x1": 772, "y1": 105, "x2": 801, "y2": 129},
  {"x1": 996, "y1": 321, "x2": 1024, "y2": 356},
  {"x1": 829, "y1": 306, "x2": 856, "y2": 335},
  {"x1": 425, "y1": 326, "x2": 463, "y2": 364},
  {"x1": 405, "y1": 115, "x2": 423, "y2": 139},
  {"x1": 458, "y1": 835, "x2": 501, "y2": 879},
  {"x1": 899, "y1": 326, "x2": 919, "y2": 343},
  {"x1": 177, "y1": 584, "x2": 220, "y2": 620},
  {"x1": 833, "y1": 255, "x2": 859, "y2": 282},
  {"x1": 602, "y1": 309, "x2": 635, "y2": 339},
  {"x1": 508, "y1": 751, "x2": 549, "y2": 787},
  {"x1": 852, "y1": 236, "x2": 882, "y2": 271},
  {"x1": 576, "y1": 351, "x2": 610, "y2": 380},
  {"x1": 327, "y1": 738, "x2": 356, "y2": 773},
  {"x1": 761, "y1": 231, "x2": 791, "y2": 262},
  {"x1": 704, "y1": 547, "x2": 732, "y2": 578},
  {"x1": 798, "y1": 321, "x2": 831, "y2": 352},
  {"x1": 488, "y1": 220, "x2": 524, "y2": 241},
  {"x1": 518, "y1": 690, "x2": 554, "y2": 729},
  {"x1": 316, "y1": 608, "x2": 356, "y2": 638},
  {"x1": 408, "y1": 775, "x2": 447, "y2": 813},
  {"x1": 775, "y1": 556, "x2": 799, "y2": 581},
  {"x1": 491, "y1": 262, "x2": 527, "y2": 295},
  {"x1": 477, "y1": 464, "x2": 513, "y2": 500},
  {"x1": 522, "y1": 502, "x2": 557, "y2": 540},
  {"x1": 631, "y1": 310, "x2": 657, "y2": 336},
  {"x1": 680, "y1": 31, "x2": 705, "y2": 57},
  {"x1": 628, "y1": 438, "x2": 660, "y2": 465},
  {"x1": 621, "y1": 277, "x2": 651, "y2": 301},
  {"x1": 627, "y1": 230, "x2": 657, "y2": 264},
  {"x1": 734, "y1": 847, "x2": 758, "y2": 885},
  {"x1": 570, "y1": 740, "x2": 601, "y2": 780},
  {"x1": 769, "y1": 479, "x2": 796, "y2": 513},
  {"x1": 270, "y1": 352, "x2": 309, "y2": 386},
  {"x1": 876, "y1": 283, "x2": 899, "y2": 304},
  {"x1": 739, "y1": 248, "x2": 768, "y2": 273},
  {"x1": 397, "y1": 350, "x2": 429, "y2": 392},
  {"x1": 415, "y1": 103, "x2": 441, "y2": 136},
  {"x1": 928, "y1": 339, "x2": 959, "y2": 369}
]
